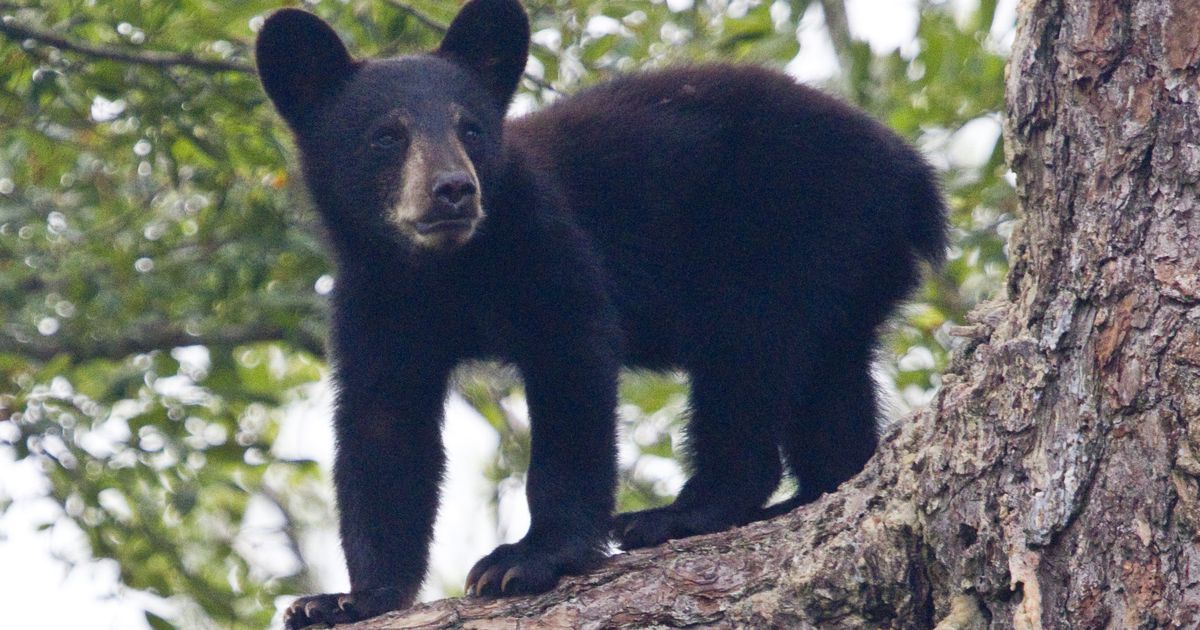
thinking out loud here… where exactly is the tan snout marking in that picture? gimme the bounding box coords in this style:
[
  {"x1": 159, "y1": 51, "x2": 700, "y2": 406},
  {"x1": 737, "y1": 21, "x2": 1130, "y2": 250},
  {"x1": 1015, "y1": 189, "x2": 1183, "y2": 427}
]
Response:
[
  {"x1": 388, "y1": 136, "x2": 433, "y2": 227},
  {"x1": 387, "y1": 129, "x2": 484, "y2": 248}
]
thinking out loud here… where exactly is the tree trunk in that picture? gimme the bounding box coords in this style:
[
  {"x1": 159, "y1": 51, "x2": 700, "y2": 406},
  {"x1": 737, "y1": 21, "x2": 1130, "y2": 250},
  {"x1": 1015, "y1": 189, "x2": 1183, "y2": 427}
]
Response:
[{"x1": 338, "y1": 0, "x2": 1200, "y2": 627}]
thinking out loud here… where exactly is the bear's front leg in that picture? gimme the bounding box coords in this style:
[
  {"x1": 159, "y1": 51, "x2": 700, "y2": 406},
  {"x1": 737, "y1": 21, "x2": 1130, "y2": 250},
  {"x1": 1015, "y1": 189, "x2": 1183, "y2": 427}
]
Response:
[
  {"x1": 284, "y1": 586, "x2": 408, "y2": 629},
  {"x1": 285, "y1": 357, "x2": 453, "y2": 630},
  {"x1": 465, "y1": 336, "x2": 619, "y2": 598}
]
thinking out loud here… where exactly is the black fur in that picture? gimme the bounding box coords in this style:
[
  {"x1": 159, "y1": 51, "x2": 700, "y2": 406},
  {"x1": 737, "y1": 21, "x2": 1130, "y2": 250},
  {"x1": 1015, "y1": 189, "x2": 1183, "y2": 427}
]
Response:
[{"x1": 256, "y1": 2, "x2": 946, "y2": 627}]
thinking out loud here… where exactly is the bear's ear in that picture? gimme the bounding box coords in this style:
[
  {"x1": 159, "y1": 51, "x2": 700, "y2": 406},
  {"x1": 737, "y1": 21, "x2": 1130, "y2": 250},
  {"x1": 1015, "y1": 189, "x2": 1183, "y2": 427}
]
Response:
[
  {"x1": 436, "y1": 0, "x2": 530, "y2": 112},
  {"x1": 256, "y1": 9, "x2": 357, "y2": 127}
]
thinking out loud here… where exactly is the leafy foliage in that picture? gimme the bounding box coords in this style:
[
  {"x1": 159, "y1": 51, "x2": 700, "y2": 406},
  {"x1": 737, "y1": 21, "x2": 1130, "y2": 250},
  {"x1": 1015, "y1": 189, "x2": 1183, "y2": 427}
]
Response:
[{"x1": 0, "y1": 0, "x2": 1013, "y2": 627}]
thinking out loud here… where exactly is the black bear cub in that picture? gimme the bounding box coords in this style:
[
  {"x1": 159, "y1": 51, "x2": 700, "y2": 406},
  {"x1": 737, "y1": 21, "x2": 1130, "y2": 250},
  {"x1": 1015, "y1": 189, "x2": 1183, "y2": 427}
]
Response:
[{"x1": 257, "y1": 0, "x2": 945, "y2": 626}]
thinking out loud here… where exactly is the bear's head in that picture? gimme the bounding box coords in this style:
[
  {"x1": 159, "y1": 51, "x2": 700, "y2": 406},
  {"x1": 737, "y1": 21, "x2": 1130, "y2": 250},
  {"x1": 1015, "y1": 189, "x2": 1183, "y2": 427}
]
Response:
[{"x1": 256, "y1": 0, "x2": 529, "y2": 254}]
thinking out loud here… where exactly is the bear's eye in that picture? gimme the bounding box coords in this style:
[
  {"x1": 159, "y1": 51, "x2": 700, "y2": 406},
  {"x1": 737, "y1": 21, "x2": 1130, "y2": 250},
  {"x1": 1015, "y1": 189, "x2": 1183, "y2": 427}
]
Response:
[
  {"x1": 460, "y1": 121, "x2": 483, "y2": 142},
  {"x1": 370, "y1": 127, "x2": 407, "y2": 150}
]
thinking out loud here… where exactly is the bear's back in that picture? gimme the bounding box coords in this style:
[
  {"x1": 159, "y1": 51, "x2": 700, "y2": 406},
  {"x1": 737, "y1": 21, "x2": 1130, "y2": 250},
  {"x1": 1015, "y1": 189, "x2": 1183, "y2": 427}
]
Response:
[{"x1": 503, "y1": 65, "x2": 943, "y2": 367}]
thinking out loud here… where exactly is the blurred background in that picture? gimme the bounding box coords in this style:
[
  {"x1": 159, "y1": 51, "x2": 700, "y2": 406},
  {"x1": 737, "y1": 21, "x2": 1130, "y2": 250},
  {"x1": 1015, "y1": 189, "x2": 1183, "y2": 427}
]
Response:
[{"x1": 0, "y1": 0, "x2": 1016, "y2": 627}]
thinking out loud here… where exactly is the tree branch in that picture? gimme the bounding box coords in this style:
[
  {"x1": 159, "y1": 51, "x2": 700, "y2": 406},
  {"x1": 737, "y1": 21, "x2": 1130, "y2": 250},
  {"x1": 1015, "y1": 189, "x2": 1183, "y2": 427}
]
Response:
[
  {"x1": 0, "y1": 321, "x2": 325, "y2": 363},
  {"x1": 334, "y1": 411, "x2": 939, "y2": 629},
  {"x1": 380, "y1": 0, "x2": 560, "y2": 94},
  {"x1": 1, "y1": 11, "x2": 562, "y2": 94},
  {"x1": 0, "y1": 18, "x2": 254, "y2": 74},
  {"x1": 382, "y1": 0, "x2": 447, "y2": 35},
  {"x1": 819, "y1": 0, "x2": 855, "y2": 75}
]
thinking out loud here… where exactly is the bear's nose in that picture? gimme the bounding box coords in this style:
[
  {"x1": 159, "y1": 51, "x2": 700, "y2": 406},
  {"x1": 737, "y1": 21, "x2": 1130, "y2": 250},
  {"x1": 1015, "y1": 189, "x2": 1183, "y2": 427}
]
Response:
[{"x1": 432, "y1": 171, "x2": 477, "y2": 207}]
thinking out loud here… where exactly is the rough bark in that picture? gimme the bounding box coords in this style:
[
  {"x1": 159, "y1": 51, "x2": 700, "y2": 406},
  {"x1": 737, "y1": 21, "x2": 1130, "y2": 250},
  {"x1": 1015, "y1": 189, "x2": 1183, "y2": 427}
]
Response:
[{"x1": 338, "y1": 0, "x2": 1200, "y2": 627}]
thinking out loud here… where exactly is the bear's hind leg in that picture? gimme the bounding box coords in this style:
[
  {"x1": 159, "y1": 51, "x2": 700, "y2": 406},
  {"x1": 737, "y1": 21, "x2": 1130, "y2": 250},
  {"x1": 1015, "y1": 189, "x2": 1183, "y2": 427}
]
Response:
[{"x1": 781, "y1": 344, "x2": 879, "y2": 506}]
